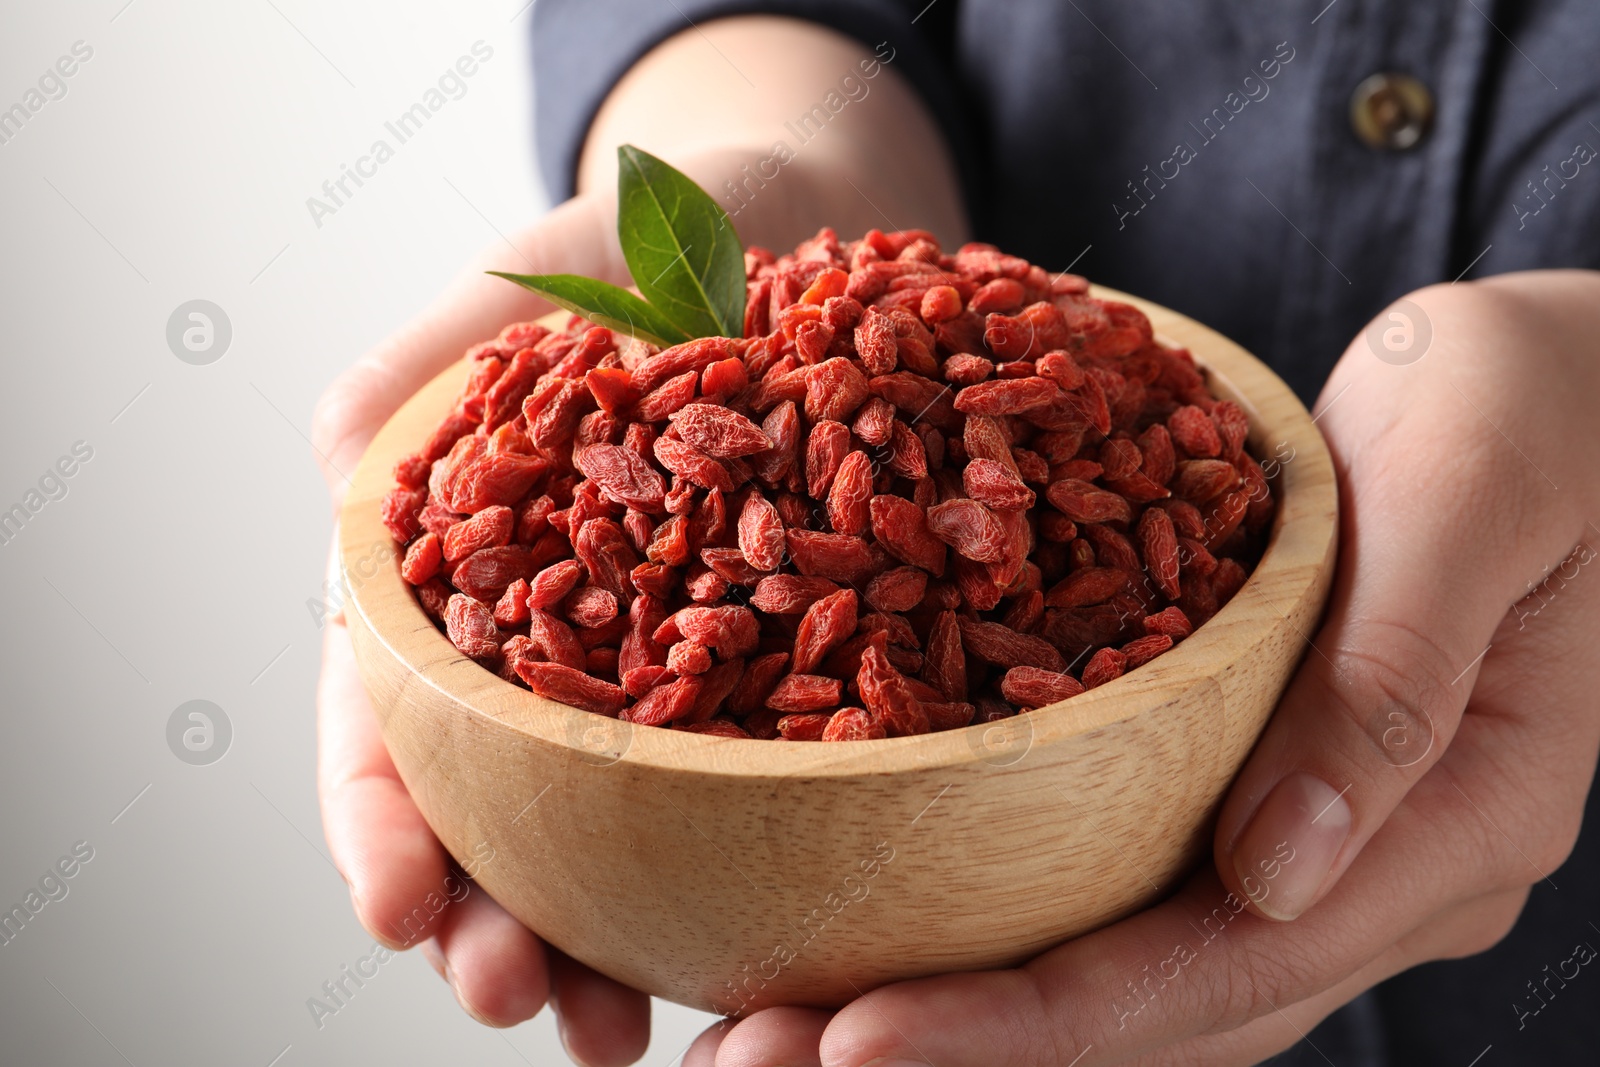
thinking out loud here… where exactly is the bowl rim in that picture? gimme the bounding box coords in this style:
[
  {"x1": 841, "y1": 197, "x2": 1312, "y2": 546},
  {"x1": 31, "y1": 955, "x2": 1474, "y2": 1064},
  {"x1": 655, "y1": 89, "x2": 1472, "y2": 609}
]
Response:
[{"x1": 340, "y1": 286, "x2": 1337, "y2": 780}]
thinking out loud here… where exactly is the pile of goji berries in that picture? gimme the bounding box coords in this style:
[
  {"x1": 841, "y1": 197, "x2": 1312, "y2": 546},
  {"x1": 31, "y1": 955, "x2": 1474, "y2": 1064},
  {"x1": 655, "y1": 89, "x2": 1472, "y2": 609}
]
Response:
[{"x1": 380, "y1": 228, "x2": 1275, "y2": 741}]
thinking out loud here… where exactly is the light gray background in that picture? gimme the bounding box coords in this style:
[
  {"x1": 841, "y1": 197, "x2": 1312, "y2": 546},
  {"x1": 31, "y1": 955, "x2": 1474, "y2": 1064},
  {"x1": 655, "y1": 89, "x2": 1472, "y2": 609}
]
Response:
[{"x1": 0, "y1": 2, "x2": 716, "y2": 1063}]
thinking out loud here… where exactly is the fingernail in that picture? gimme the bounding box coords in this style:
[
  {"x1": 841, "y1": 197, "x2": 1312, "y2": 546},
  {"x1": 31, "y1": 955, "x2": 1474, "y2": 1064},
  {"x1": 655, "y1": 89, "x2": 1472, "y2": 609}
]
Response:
[{"x1": 1231, "y1": 772, "x2": 1351, "y2": 921}]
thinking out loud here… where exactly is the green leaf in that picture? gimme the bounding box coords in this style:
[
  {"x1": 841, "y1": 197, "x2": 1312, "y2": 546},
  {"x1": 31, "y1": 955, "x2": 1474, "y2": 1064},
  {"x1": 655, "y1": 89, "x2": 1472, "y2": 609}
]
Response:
[
  {"x1": 486, "y1": 272, "x2": 691, "y2": 347},
  {"x1": 616, "y1": 144, "x2": 746, "y2": 339}
]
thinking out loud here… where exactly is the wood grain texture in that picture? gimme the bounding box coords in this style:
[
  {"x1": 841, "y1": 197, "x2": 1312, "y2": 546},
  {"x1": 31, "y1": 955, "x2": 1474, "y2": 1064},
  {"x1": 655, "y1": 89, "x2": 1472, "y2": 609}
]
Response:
[{"x1": 338, "y1": 289, "x2": 1338, "y2": 1014}]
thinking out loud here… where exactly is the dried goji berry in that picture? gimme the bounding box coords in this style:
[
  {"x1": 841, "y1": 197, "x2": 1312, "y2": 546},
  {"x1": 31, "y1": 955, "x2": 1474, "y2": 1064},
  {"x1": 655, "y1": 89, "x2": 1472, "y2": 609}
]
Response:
[
  {"x1": 527, "y1": 559, "x2": 583, "y2": 609},
  {"x1": 394, "y1": 228, "x2": 1273, "y2": 734},
  {"x1": 969, "y1": 277, "x2": 1025, "y2": 315},
  {"x1": 784, "y1": 530, "x2": 879, "y2": 583},
  {"x1": 1081, "y1": 647, "x2": 1127, "y2": 689},
  {"x1": 805, "y1": 357, "x2": 870, "y2": 423},
  {"x1": 1082, "y1": 524, "x2": 1141, "y2": 573},
  {"x1": 856, "y1": 645, "x2": 929, "y2": 736},
  {"x1": 1120, "y1": 633, "x2": 1174, "y2": 668},
  {"x1": 565, "y1": 586, "x2": 619, "y2": 628},
  {"x1": 868, "y1": 495, "x2": 946, "y2": 575},
  {"x1": 851, "y1": 396, "x2": 896, "y2": 446},
  {"x1": 401, "y1": 532, "x2": 442, "y2": 585},
  {"x1": 749, "y1": 574, "x2": 841, "y2": 614},
  {"x1": 700, "y1": 358, "x2": 748, "y2": 402},
  {"x1": 1213, "y1": 557, "x2": 1248, "y2": 603},
  {"x1": 674, "y1": 605, "x2": 761, "y2": 657},
  {"x1": 793, "y1": 588, "x2": 858, "y2": 673},
  {"x1": 957, "y1": 618, "x2": 1066, "y2": 672},
  {"x1": 527, "y1": 609, "x2": 586, "y2": 671},
  {"x1": 1143, "y1": 605, "x2": 1193, "y2": 639},
  {"x1": 954, "y1": 377, "x2": 1058, "y2": 415},
  {"x1": 777, "y1": 712, "x2": 832, "y2": 741},
  {"x1": 443, "y1": 505, "x2": 514, "y2": 562},
  {"x1": 919, "y1": 285, "x2": 963, "y2": 324},
  {"x1": 493, "y1": 578, "x2": 532, "y2": 627},
  {"x1": 767, "y1": 673, "x2": 843, "y2": 713},
  {"x1": 962, "y1": 459, "x2": 1035, "y2": 510},
  {"x1": 450, "y1": 453, "x2": 546, "y2": 513},
  {"x1": 821, "y1": 706, "x2": 886, "y2": 741},
  {"x1": 924, "y1": 701, "x2": 976, "y2": 731},
  {"x1": 666, "y1": 640, "x2": 713, "y2": 676},
  {"x1": 943, "y1": 353, "x2": 994, "y2": 385},
  {"x1": 622, "y1": 663, "x2": 674, "y2": 698},
  {"x1": 1000, "y1": 666, "x2": 1085, "y2": 707},
  {"x1": 669, "y1": 403, "x2": 772, "y2": 458},
  {"x1": 752, "y1": 400, "x2": 800, "y2": 486},
  {"x1": 805, "y1": 420, "x2": 851, "y2": 498},
  {"x1": 575, "y1": 444, "x2": 668, "y2": 513},
  {"x1": 827, "y1": 451, "x2": 873, "y2": 536},
  {"x1": 926, "y1": 498, "x2": 1008, "y2": 564},
  {"x1": 415, "y1": 577, "x2": 452, "y2": 620},
  {"x1": 620, "y1": 675, "x2": 697, "y2": 726},
  {"x1": 631, "y1": 336, "x2": 733, "y2": 393},
  {"x1": 452, "y1": 545, "x2": 536, "y2": 601},
  {"x1": 1169, "y1": 405, "x2": 1222, "y2": 458},
  {"x1": 854, "y1": 307, "x2": 899, "y2": 375},
  {"x1": 728, "y1": 651, "x2": 790, "y2": 714},
  {"x1": 1045, "y1": 478, "x2": 1134, "y2": 525},
  {"x1": 886, "y1": 420, "x2": 929, "y2": 478},
  {"x1": 584, "y1": 366, "x2": 640, "y2": 414},
  {"x1": 864, "y1": 566, "x2": 928, "y2": 614},
  {"x1": 381, "y1": 488, "x2": 427, "y2": 542},
  {"x1": 634, "y1": 370, "x2": 698, "y2": 421},
  {"x1": 1172, "y1": 459, "x2": 1242, "y2": 503},
  {"x1": 1213, "y1": 401, "x2": 1250, "y2": 461},
  {"x1": 445, "y1": 594, "x2": 501, "y2": 660},
  {"x1": 1138, "y1": 507, "x2": 1182, "y2": 600},
  {"x1": 1044, "y1": 566, "x2": 1130, "y2": 608}
]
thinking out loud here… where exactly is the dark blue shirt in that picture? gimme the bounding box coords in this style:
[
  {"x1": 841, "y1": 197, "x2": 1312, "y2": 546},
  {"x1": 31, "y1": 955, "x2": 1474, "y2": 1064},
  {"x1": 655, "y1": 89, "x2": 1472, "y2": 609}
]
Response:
[{"x1": 532, "y1": 2, "x2": 1600, "y2": 1062}]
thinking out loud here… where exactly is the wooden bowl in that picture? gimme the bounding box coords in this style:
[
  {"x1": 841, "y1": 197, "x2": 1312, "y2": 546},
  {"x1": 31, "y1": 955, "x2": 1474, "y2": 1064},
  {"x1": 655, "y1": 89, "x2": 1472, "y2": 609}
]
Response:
[{"x1": 339, "y1": 288, "x2": 1337, "y2": 1015}]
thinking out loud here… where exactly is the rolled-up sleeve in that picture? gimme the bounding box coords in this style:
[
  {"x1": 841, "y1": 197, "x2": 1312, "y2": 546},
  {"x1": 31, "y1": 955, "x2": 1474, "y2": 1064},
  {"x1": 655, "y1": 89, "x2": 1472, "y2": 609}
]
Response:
[{"x1": 532, "y1": 0, "x2": 969, "y2": 202}]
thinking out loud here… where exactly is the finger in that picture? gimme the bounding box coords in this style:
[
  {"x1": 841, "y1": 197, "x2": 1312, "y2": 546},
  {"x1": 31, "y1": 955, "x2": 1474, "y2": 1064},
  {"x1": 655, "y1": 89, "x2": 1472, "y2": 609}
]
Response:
[
  {"x1": 684, "y1": 1017, "x2": 736, "y2": 1067},
  {"x1": 812, "y1": 769, "x2": 1529, "y2": 1067},
  {"x1": 316, "y1": 618, "x2": 451, "y2": 948},
  {"x1": 428, "y1": 877, "x2": 551, "y2": 1027},
  {"x1": 805, "y1": 407, "x2": 1600, "y2": 1067},
  {"x1": 1214, "y1": 290, "x2": 1594, "y2": 921},
  {"x1": 811, "y1": 641, "x2": 1584, "y2": 1067},
  {"x1": 712, "y1": 1006, "x2": 832, "y2": 1067},
  {"x1": 1121, "y1": 886, "x2": 1531, "y2": 1067},
  {"x1": 1442, "y1": 534, "x2": 1600, "y2": 875},
  {"x1": 311, "y1": 193, "x2": 623, "y2": 504},
  {"x1": 548, "y1": 950, "x2": 652, "y2": 1067}
]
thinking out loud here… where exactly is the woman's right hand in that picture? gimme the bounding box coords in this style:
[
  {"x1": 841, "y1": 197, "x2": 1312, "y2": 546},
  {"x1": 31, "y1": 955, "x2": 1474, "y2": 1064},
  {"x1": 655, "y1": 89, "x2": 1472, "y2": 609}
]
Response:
[
  {"x1": 311, "y1": 192, "x2": 663, "y2": 1066},
  {"x1": 311, "y1": 16, "x2": 964, "y2": 1060}
]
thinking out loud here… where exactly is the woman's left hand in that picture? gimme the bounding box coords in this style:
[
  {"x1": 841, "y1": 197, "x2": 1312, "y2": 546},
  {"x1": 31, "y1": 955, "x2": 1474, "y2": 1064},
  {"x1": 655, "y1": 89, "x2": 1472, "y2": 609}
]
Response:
[{"x1": 686, "y1": 270, "x2": 1600, "y2": 1067}]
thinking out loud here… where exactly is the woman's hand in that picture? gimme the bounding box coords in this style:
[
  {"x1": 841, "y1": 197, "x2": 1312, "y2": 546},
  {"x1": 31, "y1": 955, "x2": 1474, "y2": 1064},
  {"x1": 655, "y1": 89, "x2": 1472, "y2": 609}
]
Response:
[
  {"x1": 687, "y1": 271, "x2": 1600, "y2": 1067},
  {"x1": 311, "y1": 192, "x2": 663, "y2": 1066},
  {"x1": 307, "y1": 13, "x2": 963, "y2": 1053}
]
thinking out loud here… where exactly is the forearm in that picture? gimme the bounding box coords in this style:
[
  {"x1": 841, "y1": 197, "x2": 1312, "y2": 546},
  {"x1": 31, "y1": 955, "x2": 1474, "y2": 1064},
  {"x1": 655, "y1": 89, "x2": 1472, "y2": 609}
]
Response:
[{"x1": 576, "y1": 15, "x2": 967, "y2": 252}]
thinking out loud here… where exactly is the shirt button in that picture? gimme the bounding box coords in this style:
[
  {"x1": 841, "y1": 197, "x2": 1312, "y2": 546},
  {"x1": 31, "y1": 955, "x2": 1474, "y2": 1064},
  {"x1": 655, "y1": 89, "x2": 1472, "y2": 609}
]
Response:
[{"x1": 1349, "y1": 73, "x2": 1434, "y2": 150}]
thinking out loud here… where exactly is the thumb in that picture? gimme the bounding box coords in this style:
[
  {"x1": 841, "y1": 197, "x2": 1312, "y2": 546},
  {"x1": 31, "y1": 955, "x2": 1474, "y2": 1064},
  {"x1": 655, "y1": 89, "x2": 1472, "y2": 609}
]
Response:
[
  {"x1": 310, "y1": 192, "x2": 621, "y2": 504},
  {"x1": 1213, "y1": 340, "x2": 1583, "y2": 922}
]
